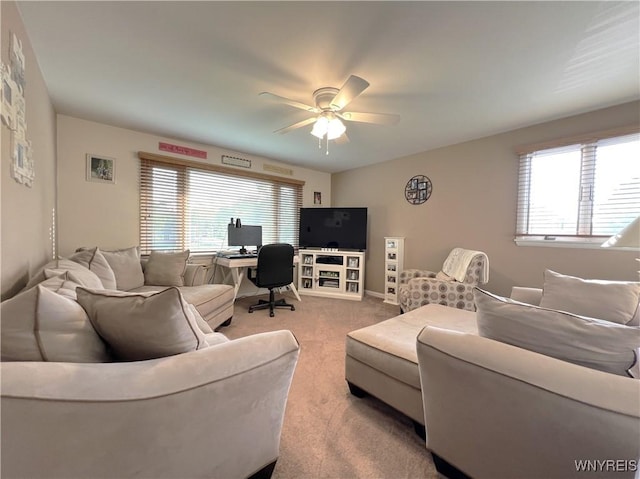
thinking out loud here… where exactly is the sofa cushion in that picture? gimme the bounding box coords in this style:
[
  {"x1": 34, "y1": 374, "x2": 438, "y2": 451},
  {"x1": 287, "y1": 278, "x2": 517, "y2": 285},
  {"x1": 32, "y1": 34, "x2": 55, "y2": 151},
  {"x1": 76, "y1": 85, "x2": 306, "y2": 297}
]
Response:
[
  {"x1": 69, "y1": 247, "x2": 117, "y2": 290},
  {"x1": 144, "y1": 250, "x2": 190, "y2": 286},
  {"x1": 26, "y1": 258, "x2": 106, "y2": 290},
  {"x1": 43, "y1": 266, "x2": 103, "y2": 291},
  {"x1": 539, "y1": 269, "x2": 640, "y2": 326},
  {"x1": 100, "y1": 246, "x2": 145, "y2": 291},
  {"x1": 475, "y1": 288, "x2": 640, "y2": 377},
  {"x1": 1, "y1": 274, "x2": 110, "y2": 362},
  {"x1": 178, "y1": 285, "x2": 235, "y2": 323},
  {"x1": 76, "y1": 287, "x2": 208, "y2": 361}
]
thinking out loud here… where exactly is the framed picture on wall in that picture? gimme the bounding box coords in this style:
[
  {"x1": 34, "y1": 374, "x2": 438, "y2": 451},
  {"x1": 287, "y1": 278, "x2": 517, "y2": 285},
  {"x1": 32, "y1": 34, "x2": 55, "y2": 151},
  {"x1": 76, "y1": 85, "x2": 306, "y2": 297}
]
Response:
[
  {"x1": 86, "y1": 154, "x2": 116, "y2": 184},
  {"x1": 1, "y1": 64, "x2": 16, "y2": 128}
]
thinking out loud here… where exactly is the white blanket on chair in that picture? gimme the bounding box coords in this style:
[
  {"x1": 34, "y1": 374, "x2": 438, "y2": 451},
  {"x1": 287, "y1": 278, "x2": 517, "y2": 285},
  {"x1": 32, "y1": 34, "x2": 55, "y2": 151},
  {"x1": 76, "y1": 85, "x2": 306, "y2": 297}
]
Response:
[{"x1": 442, "y1": 248, "x2": 489, "y2": 283}]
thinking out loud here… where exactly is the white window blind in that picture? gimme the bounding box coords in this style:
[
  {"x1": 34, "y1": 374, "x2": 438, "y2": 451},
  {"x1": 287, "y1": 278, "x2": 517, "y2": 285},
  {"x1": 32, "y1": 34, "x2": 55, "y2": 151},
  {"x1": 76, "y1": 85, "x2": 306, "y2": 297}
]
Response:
[
  {"x1": 139, "y1": 153, "x2": 303, "y2": 254},
  {"x1": 516, "y1": 131, "x2": 640, "y2": 242}
]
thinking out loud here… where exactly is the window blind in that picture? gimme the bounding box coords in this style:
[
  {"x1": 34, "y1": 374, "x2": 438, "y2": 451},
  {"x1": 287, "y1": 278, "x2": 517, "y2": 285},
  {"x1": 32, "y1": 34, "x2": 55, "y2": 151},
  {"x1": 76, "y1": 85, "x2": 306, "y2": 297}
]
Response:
[
  {"x1": 516, "y1": 132, "x2": 640, "y2": 239},
  {"x1": 139, "y1": 153, "x2": 303, "y2": 255}
]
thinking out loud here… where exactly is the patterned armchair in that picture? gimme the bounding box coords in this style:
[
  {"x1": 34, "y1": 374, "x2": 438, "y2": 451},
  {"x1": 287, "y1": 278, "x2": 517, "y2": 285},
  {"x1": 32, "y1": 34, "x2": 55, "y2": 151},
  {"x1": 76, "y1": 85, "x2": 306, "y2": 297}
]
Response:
[{"x1": 399, "y1": 248, "x2": 489, "y2": 313}]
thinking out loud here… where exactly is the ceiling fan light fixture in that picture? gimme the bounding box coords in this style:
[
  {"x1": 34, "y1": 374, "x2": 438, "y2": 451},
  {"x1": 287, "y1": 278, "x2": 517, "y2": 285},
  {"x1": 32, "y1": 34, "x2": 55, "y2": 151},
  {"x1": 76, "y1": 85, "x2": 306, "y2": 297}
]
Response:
[
  {"x1": 310, "y1": 114, "x2": 346, "y2": 140},
  {"x1": 327, "y1": 118, "x2": 346, "y2": 140},
  {"x1": 310, "y1": 116, "x2": 329, "y2": 139}
]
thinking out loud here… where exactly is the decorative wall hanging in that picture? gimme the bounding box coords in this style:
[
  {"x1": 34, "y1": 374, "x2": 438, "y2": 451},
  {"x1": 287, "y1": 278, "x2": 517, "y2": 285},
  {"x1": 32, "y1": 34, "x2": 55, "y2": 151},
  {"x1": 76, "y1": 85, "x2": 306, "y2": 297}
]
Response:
[
  {"x1": 1, "y1": 63, "x2": 15, "y2": 128},
  {"x1": 404, "y1": 175, "x2": 432, "y2": 205},
  {"x1": 86, "y1": 154, "x2": 116, "y2": 184},
  {"x1": 2, "y1": 33, "x2": 34, "y2": 187},
  {"x1": 159, "y1": 142, "x2": 207, "y2": 159},
  {"x1": 222, "y1": 155, "x2": 251, "y2": 169}
]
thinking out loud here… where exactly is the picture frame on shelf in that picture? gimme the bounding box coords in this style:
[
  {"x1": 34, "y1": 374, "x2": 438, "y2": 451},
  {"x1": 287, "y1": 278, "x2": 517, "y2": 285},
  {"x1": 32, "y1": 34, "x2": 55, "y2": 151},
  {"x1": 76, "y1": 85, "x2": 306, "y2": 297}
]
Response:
[{"x1": 86, "y1": 154, "x2": 116, "y2": 184}]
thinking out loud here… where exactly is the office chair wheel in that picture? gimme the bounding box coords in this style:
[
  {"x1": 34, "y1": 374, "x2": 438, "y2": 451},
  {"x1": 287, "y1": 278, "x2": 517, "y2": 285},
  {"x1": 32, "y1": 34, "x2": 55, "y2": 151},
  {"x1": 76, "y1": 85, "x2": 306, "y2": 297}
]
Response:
[
  {"x1": 270, "y1": 311, "x2": 275, "y2": 317},
  {"x1": 291, "y1": 306, "x2": 295, "y2": 311}
]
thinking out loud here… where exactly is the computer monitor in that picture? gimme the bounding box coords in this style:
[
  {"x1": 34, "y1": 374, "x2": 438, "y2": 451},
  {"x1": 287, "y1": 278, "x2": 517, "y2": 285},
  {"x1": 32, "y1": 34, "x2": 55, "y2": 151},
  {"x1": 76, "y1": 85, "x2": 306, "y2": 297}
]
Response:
[{"x1": 227, "y1": 224, "x2": 262, "y2": 254}]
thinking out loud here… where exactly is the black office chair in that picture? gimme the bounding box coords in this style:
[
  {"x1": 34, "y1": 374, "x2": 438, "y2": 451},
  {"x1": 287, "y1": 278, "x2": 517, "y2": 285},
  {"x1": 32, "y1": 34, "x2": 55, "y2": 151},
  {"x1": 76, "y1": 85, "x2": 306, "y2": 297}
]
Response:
[{"x1": 248, "y1": 243, "x2": 296, "y2": 317}]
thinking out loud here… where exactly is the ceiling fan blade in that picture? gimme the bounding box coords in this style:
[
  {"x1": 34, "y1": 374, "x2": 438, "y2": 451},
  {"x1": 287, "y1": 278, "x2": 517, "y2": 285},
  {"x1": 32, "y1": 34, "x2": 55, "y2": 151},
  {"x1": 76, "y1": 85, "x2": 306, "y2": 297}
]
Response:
[
  {"x1": 330, "y1": 75, "x2": 370, "y2": 111},
  {"x1": 335, "y1": 132, "x2": 350, "y2": 144},
  {"x1": 259, "y1": 92, "x2": 318, "y2": 113},
  {"x1": 339, "y1": 111, "x2": 400, "y2": 125},
  {"x1": 274, "y1": 117, "x2": 317, "y2": 134}
]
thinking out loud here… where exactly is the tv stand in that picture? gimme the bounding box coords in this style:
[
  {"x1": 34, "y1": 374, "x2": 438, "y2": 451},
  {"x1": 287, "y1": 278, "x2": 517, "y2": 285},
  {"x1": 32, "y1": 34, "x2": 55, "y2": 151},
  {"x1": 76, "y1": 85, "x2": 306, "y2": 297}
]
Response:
[{"x1": 298, "y1": 251, "x2": 365, "y2": 301}]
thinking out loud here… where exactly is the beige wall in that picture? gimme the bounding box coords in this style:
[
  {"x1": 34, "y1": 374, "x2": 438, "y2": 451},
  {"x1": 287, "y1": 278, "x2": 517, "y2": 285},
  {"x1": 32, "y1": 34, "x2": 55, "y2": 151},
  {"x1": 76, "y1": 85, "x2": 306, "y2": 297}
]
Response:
[
  {"x1": 1, "y1": 1, "x2": 57, "y2": 300},
  {"x1": 332, "y1": 101, "x2": 640, "y2": 297},
  {"x1": 56, "y1": 115, "x2": 332, "y2": 257}
]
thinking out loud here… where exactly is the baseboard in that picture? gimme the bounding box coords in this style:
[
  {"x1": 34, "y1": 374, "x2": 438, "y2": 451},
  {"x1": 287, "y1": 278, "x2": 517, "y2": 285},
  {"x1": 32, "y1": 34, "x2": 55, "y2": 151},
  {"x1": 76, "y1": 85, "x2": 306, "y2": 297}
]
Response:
[{"x1": 364, "y1": 289, "x2": 384, "y2": 299}]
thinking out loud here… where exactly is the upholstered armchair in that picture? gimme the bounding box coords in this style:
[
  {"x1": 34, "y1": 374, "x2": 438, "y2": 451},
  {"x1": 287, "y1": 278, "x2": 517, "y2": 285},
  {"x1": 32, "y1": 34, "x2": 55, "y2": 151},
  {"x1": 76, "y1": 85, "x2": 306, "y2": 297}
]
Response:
[{"x1": 399, "y1": 248, "x2": 489, "y2": 313}]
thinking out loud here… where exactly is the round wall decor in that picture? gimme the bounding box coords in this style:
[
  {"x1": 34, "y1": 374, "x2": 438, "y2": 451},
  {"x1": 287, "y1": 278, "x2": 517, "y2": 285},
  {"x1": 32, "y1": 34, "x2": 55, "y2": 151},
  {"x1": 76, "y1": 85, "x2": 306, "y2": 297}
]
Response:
[{"x1": 404, "y1": 175, "x2": 432, "y2": 205}]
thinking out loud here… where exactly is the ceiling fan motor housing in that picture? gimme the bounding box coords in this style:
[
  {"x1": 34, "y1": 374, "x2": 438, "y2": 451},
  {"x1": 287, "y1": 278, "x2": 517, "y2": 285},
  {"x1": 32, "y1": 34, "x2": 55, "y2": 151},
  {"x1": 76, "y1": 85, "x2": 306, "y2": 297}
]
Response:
[{"x1": 313, "y1": 87, "x2": 340, "y2": 111}]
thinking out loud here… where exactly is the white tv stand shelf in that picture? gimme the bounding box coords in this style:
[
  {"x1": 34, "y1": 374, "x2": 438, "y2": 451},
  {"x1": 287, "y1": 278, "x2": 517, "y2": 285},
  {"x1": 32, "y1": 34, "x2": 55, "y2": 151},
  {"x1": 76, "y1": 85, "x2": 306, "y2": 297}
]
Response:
[{"x1": 298, "y1": 250, "x2": 365, "y2": 301}]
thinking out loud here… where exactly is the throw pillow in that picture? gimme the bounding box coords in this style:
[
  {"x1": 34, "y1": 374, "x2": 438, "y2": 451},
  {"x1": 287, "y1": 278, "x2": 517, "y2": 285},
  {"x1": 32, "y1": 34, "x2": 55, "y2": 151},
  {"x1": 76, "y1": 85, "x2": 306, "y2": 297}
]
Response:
[
  {"x1": 76, "y1": 287, "x2": 208, "y2": 361},
  {"x1": 475, "y1": 288, "x2": 640, "y2": 377},
  {"x1": 144, "y1": 250, "x2": 190, "y2": 286},
  {"x1": 1, "y1": 276, "x2": 110, "y2": 362},
  {"x1": 26, "y1": 258, "x2": 106, "y2": 290},
  {"x1": 41, "y1": 270, "x2": 88, "y2": 300},
  {"x1": 100, "y1": 246, "x2": 145, "y2": 291},
  {"x1": 540, "y1": 269, "x2": 640, "y2": 325},
  {"x1": 43, "y1": 265, "x2": 103, "y2": 291},
  {"x1": 69, "y1": 247, "x2": 117, "y2": 290}
]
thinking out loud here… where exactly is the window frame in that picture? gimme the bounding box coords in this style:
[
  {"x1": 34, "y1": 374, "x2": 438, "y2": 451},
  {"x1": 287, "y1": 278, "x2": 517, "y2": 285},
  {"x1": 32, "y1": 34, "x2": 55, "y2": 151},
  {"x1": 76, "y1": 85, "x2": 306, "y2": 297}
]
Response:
[
  {"x1": 514, "y1": 125, "x2": 640, "y2": 249},
  {"x1": 138, "y1": 151, "x2": 305, "y2": 256}
]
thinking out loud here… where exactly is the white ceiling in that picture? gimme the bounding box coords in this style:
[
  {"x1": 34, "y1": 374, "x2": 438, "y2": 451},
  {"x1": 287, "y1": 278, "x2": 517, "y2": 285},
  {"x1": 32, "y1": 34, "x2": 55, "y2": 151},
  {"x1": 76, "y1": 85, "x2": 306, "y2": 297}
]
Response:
[{"x1": 17, "y1": 1, "x2": 640, "y2": 173}]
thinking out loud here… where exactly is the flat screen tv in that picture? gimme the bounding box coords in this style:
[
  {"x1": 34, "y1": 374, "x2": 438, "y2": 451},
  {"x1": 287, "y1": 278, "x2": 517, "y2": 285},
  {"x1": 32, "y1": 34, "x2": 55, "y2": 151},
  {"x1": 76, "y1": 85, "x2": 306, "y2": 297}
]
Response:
[{"x1": 299, "y1": 207, "x2": 367, "y2": 250}]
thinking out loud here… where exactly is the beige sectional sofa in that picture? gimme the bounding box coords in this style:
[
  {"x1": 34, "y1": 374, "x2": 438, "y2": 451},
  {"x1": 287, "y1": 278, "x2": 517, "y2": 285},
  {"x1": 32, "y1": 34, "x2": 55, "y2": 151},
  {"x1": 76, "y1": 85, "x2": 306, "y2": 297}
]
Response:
[
  {"x1": 1, "y1": 246, "x2": 300, "y2": 478},
  {"x1": 347, "y1": 270, "x2": 640, "y2": 478},
  {"x1": 24, "y1": 246, "x2": 235, "y2": 329}
]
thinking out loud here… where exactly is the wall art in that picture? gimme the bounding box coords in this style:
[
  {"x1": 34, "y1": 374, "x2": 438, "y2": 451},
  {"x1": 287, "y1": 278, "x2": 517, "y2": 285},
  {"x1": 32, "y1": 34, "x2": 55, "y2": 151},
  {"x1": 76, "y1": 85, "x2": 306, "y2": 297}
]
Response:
[
  {"x1": 86, "y1": 154, "x2": 116, "y2": 184},
  {"x1": 3, "y1": 33, "x2": 33, "y2": 187},
  {"x1": 0, "y1": 63, "x2": 15, "y2": 128},
  {"x1": 404, "y1": 175, "x2": 433, "y2": 205},
  {"x1": 11, "y1": 134, "x2": 34, "y2": 186}
]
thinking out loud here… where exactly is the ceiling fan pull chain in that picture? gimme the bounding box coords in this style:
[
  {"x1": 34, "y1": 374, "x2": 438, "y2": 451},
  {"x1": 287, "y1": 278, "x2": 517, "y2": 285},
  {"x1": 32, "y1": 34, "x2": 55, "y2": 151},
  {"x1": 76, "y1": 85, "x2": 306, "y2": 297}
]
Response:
[{"x1": 326, "y1": 136, "x2": 330, "y2": 155}]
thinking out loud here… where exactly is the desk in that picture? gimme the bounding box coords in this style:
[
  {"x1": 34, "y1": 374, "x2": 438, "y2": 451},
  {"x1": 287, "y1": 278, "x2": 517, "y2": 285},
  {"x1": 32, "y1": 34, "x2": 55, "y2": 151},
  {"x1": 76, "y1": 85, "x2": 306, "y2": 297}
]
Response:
[{"x1": 212, "y1": 255, "x2": 301, "y2": 301}]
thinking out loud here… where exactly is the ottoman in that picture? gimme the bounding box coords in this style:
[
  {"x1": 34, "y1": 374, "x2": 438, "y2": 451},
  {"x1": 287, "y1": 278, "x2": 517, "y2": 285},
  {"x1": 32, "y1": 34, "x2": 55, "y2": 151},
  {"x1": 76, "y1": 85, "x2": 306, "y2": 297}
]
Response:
[{"x1": 345, "y1": 304, "x2": 477, "y2": 435}]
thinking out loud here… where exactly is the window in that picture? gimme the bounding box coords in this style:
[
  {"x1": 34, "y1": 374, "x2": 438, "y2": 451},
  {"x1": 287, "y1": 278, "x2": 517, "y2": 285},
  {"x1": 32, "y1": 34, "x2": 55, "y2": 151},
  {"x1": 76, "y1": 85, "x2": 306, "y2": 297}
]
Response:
[
  {"x1": 139, "y1": 153, "x2": 304, "y2": 255},
  {"x1": 515, "y1": 129, "x2": 640, "y2": 246}
]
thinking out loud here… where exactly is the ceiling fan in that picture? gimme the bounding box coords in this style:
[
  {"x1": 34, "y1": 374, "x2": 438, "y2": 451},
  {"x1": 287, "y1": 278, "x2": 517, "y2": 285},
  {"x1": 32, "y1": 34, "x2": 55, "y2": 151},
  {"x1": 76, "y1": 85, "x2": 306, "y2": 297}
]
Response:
[{"x1": 260, "y1": 75, "x2": 400, "y2": 154}]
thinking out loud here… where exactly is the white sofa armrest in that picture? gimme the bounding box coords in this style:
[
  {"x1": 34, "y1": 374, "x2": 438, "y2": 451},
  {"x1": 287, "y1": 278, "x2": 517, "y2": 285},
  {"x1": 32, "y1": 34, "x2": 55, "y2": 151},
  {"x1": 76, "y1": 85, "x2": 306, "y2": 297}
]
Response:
[
  {"x1": 184, "y1": 263, "x2": 207, "y2": 286},
  {"x1": 1, "y1": 330, "x2": 300, "y2": 479},
  {"x1": 417, "y1": 326, "x2": 640, "y2": 479}
]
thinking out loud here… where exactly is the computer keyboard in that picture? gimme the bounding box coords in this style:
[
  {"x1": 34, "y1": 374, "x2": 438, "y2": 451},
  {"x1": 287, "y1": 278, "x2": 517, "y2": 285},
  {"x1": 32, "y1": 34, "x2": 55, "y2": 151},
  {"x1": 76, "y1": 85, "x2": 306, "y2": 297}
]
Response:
[{"x1": 225, "y1": 253, "x2": 257, "y2": 259}]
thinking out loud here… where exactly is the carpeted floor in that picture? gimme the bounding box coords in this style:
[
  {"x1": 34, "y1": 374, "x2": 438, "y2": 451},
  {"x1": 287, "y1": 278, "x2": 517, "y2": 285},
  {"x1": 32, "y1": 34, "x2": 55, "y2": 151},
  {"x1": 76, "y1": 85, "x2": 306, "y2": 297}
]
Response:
[{"x1": 223, "y1": 292, "x2": 440, "y2": 479}]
